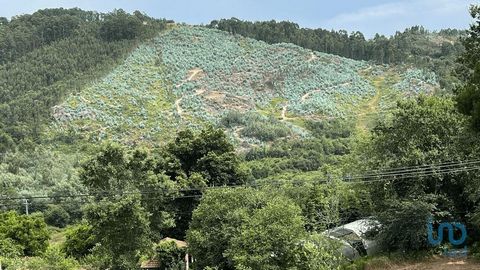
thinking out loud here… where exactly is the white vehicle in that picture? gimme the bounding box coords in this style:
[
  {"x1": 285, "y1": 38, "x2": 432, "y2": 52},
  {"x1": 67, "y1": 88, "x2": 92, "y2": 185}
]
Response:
[{"x1": 324, "y1": 219, "x2": 381, "y2": 260}]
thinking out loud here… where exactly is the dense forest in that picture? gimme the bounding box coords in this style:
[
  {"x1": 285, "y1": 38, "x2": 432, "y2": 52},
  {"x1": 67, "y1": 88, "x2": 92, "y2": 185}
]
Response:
[
  {"x1": 1, "y1": 4, "x2": 480, "y2": 270},
  {"x1": 0, "y1": 8, "x2": 166, "y2": 147}
]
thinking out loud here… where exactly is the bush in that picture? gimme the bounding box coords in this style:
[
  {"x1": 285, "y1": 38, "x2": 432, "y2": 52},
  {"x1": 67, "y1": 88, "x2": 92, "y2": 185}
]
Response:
[
  {"x1": 375, "y1": 199, "x2": 434, "y2": 252},
  {"x1": 44, "y1": 204, "x2": 71, "y2": 228},
  {"x1": 155, "y1": 240, "x2": 186, "y2": 270},
  {"x1": 0, "y1": 211, "x2": 50, "y2": 256},
  {"x1": 2, "y1": 246, "x2": 79, "y2": 270},
  {"x1": 63, "y1": 222, "x2": 96, "y2": 259},
  {"x1": 0, "y1": 237, "x2": 23, "y2": 258}
]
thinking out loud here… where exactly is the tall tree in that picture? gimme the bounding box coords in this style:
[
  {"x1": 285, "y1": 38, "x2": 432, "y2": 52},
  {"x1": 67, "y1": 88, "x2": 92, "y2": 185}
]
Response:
[{"x1": 456, "y1": 5, "x2": 480, "y2": 130}]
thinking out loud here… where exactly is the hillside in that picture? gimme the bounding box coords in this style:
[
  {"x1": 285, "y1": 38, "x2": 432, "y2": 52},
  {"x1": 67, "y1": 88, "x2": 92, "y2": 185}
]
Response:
[
  {"x1": 0, "y1": 8, "x2": 166, "y2": 146},
  {"x1": 2, "y1": 5, "x2": 480, "y2": 270},
  {"x1": 49, "y1": 26, "x2": 438, "y2": 147}
]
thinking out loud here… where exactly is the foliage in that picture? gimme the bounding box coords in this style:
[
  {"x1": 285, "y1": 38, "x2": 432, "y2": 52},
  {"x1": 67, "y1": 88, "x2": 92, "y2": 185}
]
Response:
[
  {"x1": 99, "y1": 9, "x2": 162, "y2": 41},
  {"x1": 187, "y1": 188, "x2": 344, "y2": 270},
  {"x1": 84, "y1": 195, "x2": 151, "y2": 270},
  {"x1": 375, "y1": 198, "x2": 435, "y2": 252},
  {"x1": 44, "y1": 204, "x2": 71, "y2": 228},
  {"x1": 63, "y1": 222, "x2": 96, "y2": 259},
  {"x1": 362, "y1": 96, "x2": 474, "y2": 211},
  {"x1": 53, "y1": 25, "x2": 381, "y2": 145},
  {"x1": 0, "y1": 145, "x2": 85, "y2": 221},
  {"x1": 456, "y1": 5, "x2": 480, "y2": 130},
  {"x1": 242, "y1": 119, "x2": 354, "y2": 180},
  {"x1": 1, "y1": 246, "x2": 79, "y2": 270},
  {"x1": 393, "y1": 68, "x2": 438, "y2": 94},
  {"x1": 0, "y1": 211, "x2": 50, "y2": 256},
  {"x1": 0, "y1": 237, "x2": 23, "y2": 258},
  {"x1": 0, "y1": 8, "x2": 166, "y2": 146},
  {"x1": 209, "y1": 19, "x2": 463, "y2": 90},
  {"x1": 225, "y1": 196, "x2": 306, "y2": 269},
  {"x1": 154, "y1": 240, "x2": 186, "y2": 270},
  {"x1": 292, "y1": 233, "x2": 345, "y2": 270}
]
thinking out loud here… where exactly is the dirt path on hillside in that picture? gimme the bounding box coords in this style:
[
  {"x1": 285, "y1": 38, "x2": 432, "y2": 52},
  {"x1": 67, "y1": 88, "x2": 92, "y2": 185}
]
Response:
[
  {"x1": 187, "y1": 68, "x2": 203, "y2": 81},
  {"x1": 175, "y1": 68, "x2": 204, "y2": 89},
  {"x1": 175, "y1": 88, "x2": 206, "y2": 117},
  {"x1": 356, "y1": 76, "x2": 383, "y2": 131},
  {"x1": 281, "y1": 102, "x2": 288, "y2": 120}
]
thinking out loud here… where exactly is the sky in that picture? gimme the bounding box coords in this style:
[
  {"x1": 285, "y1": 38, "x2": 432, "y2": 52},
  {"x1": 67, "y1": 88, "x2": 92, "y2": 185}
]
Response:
[{"x1": 0, "y1": 0, "x2": 477, "y2": 38}]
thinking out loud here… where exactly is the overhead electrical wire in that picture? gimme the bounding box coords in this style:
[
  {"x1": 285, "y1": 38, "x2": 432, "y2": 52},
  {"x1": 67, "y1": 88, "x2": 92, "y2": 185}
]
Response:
[{"x1": 1, "y1": 159, "x2": 479, "y2": 205}]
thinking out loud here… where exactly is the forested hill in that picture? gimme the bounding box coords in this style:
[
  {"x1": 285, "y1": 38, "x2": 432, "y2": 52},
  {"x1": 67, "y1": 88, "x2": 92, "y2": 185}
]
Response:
[
  {"x1": 0, "y1": 8, "x2": 166, "y2": 147},
  {"x1": 208, "y1": 19, "x2": 464, "y2": 89}
]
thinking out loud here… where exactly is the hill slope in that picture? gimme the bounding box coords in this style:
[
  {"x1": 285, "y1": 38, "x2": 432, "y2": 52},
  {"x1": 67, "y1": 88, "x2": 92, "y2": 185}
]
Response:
[{"x1": 49, "y1": 26, "x2": 438, "y2": 146}]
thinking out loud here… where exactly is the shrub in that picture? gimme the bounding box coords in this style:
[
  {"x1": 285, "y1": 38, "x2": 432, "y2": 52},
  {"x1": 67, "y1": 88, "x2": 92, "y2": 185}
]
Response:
[
  {"x1": 0, "y1": 211, "x2": 50, "y2": 256},
  {"x1": 63, "y1": 222, "x2": 96, "y2": 259},
  {"x1": 375, "y1": 199, "x2": 434, "y2": 252},
  {"x1": 44, "y1": 204, "x2": 71, "y2": 228}
]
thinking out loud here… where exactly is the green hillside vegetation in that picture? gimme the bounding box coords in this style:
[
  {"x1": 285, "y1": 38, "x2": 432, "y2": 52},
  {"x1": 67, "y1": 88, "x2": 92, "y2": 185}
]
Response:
[
  {"x1": 50, "y1": 26, "x2": 437, "y2": 148},
  {"x1": 209, "y1": 19, "x2": 463, "y2": 90},
  {"x1": 0, "y1": 8, "x2": 166, "y2": 147},
  {"x1": 1, "y1": 5, "x2": 480, "y2": 270}
]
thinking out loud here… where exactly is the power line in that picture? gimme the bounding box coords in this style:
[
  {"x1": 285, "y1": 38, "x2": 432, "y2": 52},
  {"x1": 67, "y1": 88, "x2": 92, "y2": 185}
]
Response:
[
  {"x1": 347, "y1": 159, "x2": 480, "y2": 180},
  {"x1": 0, "y1": 159, "x2": 478, "y2": 204}
]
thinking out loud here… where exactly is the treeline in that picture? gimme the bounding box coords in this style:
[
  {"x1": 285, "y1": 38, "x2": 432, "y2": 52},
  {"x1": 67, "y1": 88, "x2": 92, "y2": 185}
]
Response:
[
  {"x1": 0, "y1": 8, "x2": 168, "y2": 148},
  {"x1": 208, "y1": 18, "x2": 462, "y2": 64},
  {"x1": 208, "y1": 19, "x2": 464, "y2": 89}
]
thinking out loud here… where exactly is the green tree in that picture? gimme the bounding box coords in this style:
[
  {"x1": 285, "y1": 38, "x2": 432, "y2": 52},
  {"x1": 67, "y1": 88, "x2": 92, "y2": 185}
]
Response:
[
  {"x1": 63, "y1": 222, "x2": 96, "y2": 259},
  {"x1": 364, "y1": 96, "x2": 472, "y2": 212},
  {"x1": 80, "y1": 143, "x2": 180, "y2": 269},
  {"x1": 187, "y1": 188, "x2": 342, "y2": 270},
  {"x1": 0, "y1": 211, "x2": 50, "y2": 256},
  {"x1": 456, "y1": 5, "x2": 480, "y2": 130},
  {"x1": 44, "y1": 204, "x2": 70, "y2": 228},
  {"x1": 81, "y1": 143, "x2": 177, "y2": 235},
  {"x1": 99, "y1": 9, "x2": 144, "y2": 41},
  {"x1": 375, "y1": 198, "x2": 435, "y2": 252},
  {"x1": 225, "y1": 197, "x2": 306, "y2": 270},
  {"x1": 154, "y1": 240, "x2": 187, "y2": 270},
  {"x1": 84, "y1": 196, "x2": 151, "y2": 269}
]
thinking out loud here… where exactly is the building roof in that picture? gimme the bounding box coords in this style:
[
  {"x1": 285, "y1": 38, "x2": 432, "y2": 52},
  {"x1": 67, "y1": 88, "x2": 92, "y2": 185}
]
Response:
[
  {"x1": 160, "y1": 237, "x2": 188, "y2": 248},
  {"x1": 141, "y1": 259, "x2": 161, "y2": 269}
]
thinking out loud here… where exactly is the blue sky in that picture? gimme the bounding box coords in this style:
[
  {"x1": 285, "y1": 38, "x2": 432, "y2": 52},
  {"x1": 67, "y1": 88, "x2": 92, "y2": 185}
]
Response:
[{"x1": 0, "y1": 0, "x2": 477, "y2": 37}]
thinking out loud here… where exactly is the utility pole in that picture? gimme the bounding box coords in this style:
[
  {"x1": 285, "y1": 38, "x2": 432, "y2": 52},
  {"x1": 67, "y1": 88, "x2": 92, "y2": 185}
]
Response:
[{"x1": 23, "y1": 199, "x2": 29, "y2": 215}]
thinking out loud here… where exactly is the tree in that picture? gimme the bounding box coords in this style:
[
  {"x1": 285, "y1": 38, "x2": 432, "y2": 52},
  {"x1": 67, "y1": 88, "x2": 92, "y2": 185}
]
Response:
[
  {"x1": 225, "y1": 197, "x2": 306, "y2": 269},
  {"x1": 0, "y1": 131, "x2": 14, "y2": 154},
  {"x1": 187, "y1": 188, "x2": 342, "y2": 270},
  {"x1": 0, "y1": 211, "x2": 50, "y2": 256},
  {"x1": 99, "y1": 9, "x2": 144, "y2": 41},
  {"x1": 63, "y1": 222, "x2": 96, "y2": 259},
  {"x1": 164, "y1": 127, "x2": 247, "y2": 238},
  {"x1": 44, "y1": 204, "x2": 70, "y2": 228},
  {"x1": 364, "y1": 96, "x2": 473, "y2": 212},
  {"x1": 167, "y1": 126, "x2": 238, "y2": 183},
  {"x1": 84, "y1": 196, "x2": 151, "y2": 269},
  {"x1": 456, "y1": 5, "x2": 480, "y2": 130},
  {"x1": 155, "y1": 240, "x2": 187, "y2": 270},
  {"x1": 80, "y1": 143, "x2": 178, "y2": 269},
  {"x1": 375, "y1": 198, "x2": 435, "y2": 252}
]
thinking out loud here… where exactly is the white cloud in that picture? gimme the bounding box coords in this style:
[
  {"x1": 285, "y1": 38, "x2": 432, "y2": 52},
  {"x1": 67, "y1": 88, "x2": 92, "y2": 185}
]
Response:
[
  {"x1": 322, "y1": 0, "x2": 474, "y2": 37},
  {"x1": 326, "y1": 2, "x2": 407, "y2": 25}
]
